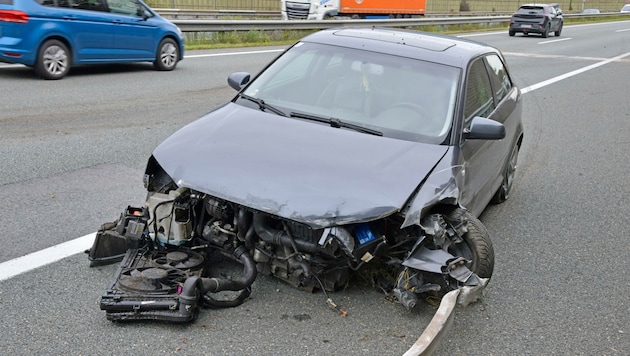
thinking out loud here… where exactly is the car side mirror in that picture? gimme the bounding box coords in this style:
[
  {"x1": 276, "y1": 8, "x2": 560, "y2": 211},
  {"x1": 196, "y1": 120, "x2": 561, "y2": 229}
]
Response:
[
  {"x1": 464, "y1": 116, "x2": 506, "y2": 140},
  {"x1": 228, "y1": 72, "x2": 251, "y2": 91}
]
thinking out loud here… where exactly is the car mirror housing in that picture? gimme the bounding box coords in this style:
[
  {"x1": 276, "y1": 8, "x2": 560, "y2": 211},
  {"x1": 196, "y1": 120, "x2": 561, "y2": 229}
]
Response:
[
  {"x1": 464, "y1": 116, "x2": 506, "y2": 140},
  {"x1": 228, "y1": 72, "x2": 251, "y2": 91}
]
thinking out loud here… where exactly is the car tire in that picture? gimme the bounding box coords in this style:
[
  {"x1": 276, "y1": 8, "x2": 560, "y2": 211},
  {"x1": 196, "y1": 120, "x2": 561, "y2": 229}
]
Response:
[
  {"x1": 491, "y1": 143, "x2": 519, "y2": 204},
  {"x1": 448, "y1": 210, "x2": 494, "y2": 279},
  {"x1": 509, "y1": 30, "x2": 515, "y2": 37},
  {"x1": 542, "y1": 25, "x2": 550, "y2": 38},
  {"x1": 35, "y1": 39, "x2": 71, "y2": 80},
  {"x1": 154, "y1": 38, "x2": 179, "y2": 71},
  {"x1": 555, "y1": 22, "x2": 563, "y2": 36}
]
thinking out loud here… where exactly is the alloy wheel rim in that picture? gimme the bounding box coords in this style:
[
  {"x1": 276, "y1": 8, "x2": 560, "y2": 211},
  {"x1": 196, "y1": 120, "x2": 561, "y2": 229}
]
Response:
[
  {"x1": 505, "y1": 147, "x2": 518, "y2": 193},
  {"x1": 43, "y1": 45, "x2": 68, "y2": 76},
  {"x1": 160, "y1": 43, "x2": 177, "y2": 68}
]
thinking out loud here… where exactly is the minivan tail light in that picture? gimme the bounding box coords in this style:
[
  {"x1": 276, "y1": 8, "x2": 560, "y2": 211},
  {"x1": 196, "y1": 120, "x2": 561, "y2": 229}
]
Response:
[{"x1": 0, "y1": 10, "x2": 30, "y2": 24}]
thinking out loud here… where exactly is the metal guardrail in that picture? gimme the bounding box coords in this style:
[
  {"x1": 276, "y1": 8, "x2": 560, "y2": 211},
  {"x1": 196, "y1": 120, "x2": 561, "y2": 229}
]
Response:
[
  {"x1": 163, "y1": 12, "x2": 628, "y2": 33},
  {"x1": 171, "y1": 16, "x2": 510, "y2": 32},
  {"x1": 156, "y1": 9, "x2": 280, "y2": 19}
]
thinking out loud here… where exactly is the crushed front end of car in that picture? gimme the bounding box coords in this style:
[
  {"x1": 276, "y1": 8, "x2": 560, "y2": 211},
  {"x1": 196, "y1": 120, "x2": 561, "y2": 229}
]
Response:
[{"x1": 88, "y1": 104, "x2": 493, "y2": 344}]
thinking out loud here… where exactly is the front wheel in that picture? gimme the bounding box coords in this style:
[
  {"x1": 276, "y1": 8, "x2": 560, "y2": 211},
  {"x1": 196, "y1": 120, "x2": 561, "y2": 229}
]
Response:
[
  {"x1": 35, "y1": 39, "x2": 71, "y2": 80},
  {"x1": 555, "y1": 22, "x2": 563, "y2": 36},
  {"x1": 448, "y1": 211, "x2": 494, "y2": 279},
  {"x1": 154, "y1": 38, "x2": 179, "y2": 71}
]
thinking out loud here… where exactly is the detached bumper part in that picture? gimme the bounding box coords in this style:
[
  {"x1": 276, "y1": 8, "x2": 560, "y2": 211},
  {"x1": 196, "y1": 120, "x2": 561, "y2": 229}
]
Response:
[
  {"x1": 403, "y1": 289, "x2": 459, "y2": 356},
  {"x1": 403, "y1": 278, "x2": 488, "y2": 355}
]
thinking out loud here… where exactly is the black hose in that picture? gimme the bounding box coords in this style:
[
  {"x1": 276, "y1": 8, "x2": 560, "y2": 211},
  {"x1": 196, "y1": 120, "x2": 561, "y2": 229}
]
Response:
[
  {"x1": 253, "y1": 214, "x2": 319, "y2": 253},
  {"x1": 283, "y1": 246, "x2": 312, "y2": 278},
  {"x1": 178, "y1": 245, "x2": 257, "y2": 309},
  {"x1": 201, "y1": 287, "x2": 252, "y2": 308},
  {"x1": 236, "y1": 209, "x2": 253, "y2": 241}
]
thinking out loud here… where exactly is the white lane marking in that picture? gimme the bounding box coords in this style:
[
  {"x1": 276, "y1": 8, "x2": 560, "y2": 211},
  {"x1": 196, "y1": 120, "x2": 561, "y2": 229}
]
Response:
[
  {"x1": 520, "y1": 51, "x2": 630, "y2": 94},
  {"x1": 539, "y1": 37, "x2": 572, "y2": 44},
  {"x1": 1, "y1": 50, "x2": 629, "y2": 281},
  {"x1": 0, "y1": 233, "x2": 95, "y2": 281},
  {"x1": 185, "y1": 49, "x2": 284, "y2": 59},
  {"x1": 616, "y1": 28, "x2": 630, "y2": 32}
]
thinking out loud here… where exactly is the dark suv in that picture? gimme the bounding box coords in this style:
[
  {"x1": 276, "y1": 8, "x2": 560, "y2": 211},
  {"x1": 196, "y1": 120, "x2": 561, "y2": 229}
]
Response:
[{"x1": 509, "y1": 3, "x2": 563, "y2": 38}]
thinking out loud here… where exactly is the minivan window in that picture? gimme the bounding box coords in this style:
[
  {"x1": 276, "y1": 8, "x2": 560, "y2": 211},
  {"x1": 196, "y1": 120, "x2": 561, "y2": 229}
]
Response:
[
  {"x1": 65, "y1": 0, "x2": 107, "y2": 11},
  {"x1": 108, "y1": 0, "x2": 149, "y2": 16}
]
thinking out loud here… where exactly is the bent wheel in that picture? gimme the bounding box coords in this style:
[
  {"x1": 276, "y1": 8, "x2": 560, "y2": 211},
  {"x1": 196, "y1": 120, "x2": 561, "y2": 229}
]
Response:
[{"x1": 448, "y1": 211, "x2": 494, "y2": 279}]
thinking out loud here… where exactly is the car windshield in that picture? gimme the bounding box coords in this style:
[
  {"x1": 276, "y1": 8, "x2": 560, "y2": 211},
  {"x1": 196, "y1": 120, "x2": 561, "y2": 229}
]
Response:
[{"x1": 241, "y1": 41, "x2": 460, "y2": 144}]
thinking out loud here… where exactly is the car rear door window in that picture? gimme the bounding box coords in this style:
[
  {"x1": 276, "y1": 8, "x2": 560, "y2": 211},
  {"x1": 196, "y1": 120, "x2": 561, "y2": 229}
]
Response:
[{"x1": 68, "y1": 0, "x2": 107, "y2": 11}]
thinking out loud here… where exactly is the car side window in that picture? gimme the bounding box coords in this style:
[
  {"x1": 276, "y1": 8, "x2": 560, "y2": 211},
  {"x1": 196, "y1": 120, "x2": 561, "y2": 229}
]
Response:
[
  {"x1": 106, "y1": 0, "x2": 147, "y2": 16},
  {"x1": 464, "y1": 58, "x2": 494, "y2": 126},
  {"x1": 59, "y1": 0, "x2": 107, "y2": 11},
  {"x1": 484, "y1": 54, "x2": 512, "y2": 103}
]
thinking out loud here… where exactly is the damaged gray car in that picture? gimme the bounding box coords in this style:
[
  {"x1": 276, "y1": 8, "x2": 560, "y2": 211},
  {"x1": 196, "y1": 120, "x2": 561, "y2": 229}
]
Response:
[{"x1": 89, "y1": 28, "x2": 523, "y2": 353}]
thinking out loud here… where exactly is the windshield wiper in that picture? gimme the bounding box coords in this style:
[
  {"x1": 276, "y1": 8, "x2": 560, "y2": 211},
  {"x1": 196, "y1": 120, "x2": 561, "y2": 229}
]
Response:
[
  {"x1": 289, "y1": 111, "x2": 383, "y2": 136},
  {"x1": 238, "y1": 93, "x2": 287, "y2": 117}
]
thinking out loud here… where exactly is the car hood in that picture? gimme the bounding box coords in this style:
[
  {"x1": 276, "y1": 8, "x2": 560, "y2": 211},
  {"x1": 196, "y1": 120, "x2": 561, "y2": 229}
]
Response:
[{"x1": 152, "y1": 103, "x2": 449, "y2": 228}]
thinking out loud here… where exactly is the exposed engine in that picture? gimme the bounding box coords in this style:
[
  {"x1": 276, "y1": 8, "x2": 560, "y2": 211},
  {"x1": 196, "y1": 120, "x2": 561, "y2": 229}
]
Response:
[{"x1": 90, "y1": 180, "x2": 489, "y2": 322}]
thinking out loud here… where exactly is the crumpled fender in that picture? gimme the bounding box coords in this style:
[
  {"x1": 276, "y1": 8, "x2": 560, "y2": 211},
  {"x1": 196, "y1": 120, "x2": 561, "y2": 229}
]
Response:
[{"x1": 401, "y1": 153, "x2": 465, "y2": 229}]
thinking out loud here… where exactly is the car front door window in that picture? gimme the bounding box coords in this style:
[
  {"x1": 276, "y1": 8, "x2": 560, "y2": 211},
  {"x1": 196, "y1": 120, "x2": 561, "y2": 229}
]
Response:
[{"x1": 464, "y1": 58, "x2": 494, "y2": 127}]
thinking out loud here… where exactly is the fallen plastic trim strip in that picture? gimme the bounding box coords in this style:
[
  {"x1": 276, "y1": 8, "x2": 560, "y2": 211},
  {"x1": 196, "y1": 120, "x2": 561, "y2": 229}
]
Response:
[{"x1": 403, "y1": 289, "x2": 460, "y2": 356}]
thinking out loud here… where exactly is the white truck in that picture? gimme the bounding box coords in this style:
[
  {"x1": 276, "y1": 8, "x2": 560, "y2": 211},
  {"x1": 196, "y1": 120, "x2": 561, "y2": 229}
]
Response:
[{"x1": 280, "y1": 0, "x2": 427, "y2": 20}]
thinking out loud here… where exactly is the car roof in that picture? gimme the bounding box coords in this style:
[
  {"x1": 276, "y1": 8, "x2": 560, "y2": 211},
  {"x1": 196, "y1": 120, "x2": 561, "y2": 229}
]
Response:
[{"x1": 299, "y1": 27, "x2": 499, "y2": 69}]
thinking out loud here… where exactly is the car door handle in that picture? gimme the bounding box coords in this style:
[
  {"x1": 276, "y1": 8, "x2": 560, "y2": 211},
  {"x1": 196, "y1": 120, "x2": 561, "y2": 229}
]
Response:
[{"x1": 62, "y1": 15, "x2": 77, "y2": 20}]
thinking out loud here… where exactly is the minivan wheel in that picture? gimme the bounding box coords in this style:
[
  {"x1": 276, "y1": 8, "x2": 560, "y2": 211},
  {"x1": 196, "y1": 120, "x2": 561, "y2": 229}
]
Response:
[
  {"x1": 35, "y1": 40, "x2": 71, "y2": 80},
  {"x1": 555, "y1": 23, "x2": 563, "y2": 36},
  {"x1": 154, "y1": 38, "x2": 179, "y2": 71}
]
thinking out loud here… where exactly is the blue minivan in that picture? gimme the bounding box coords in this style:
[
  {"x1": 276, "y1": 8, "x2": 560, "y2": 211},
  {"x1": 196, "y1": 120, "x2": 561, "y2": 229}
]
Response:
[{"x1": 0, "y1": 0, "x2": 184, "y2": 79}]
